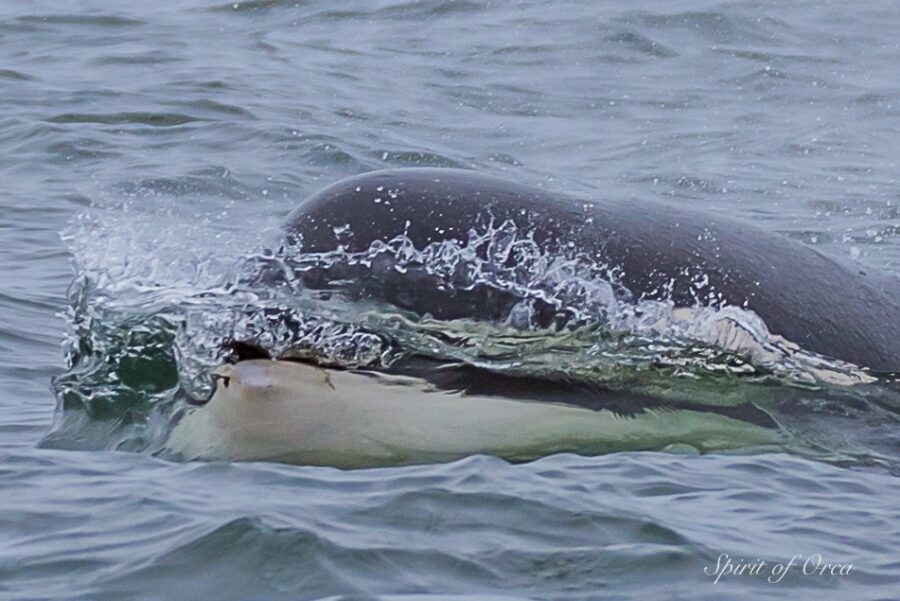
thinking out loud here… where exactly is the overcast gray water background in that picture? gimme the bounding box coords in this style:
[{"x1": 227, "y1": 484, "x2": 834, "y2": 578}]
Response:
[{"x1": 2, "y1": 1, "x2": 900, "y2": 599}]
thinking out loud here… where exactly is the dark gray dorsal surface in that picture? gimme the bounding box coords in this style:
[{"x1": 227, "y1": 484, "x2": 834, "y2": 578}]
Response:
[{"x1": 282, "y1": 168, "x2": 900, "y2": 372}]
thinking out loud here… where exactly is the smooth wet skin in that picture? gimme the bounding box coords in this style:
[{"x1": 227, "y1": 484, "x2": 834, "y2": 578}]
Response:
[
  {"x1": 283, "y1": 168, "x2": 900, "y2": 372},
  {"x1": 166, "y1": 359, "x2": 781, "y2": 468}
]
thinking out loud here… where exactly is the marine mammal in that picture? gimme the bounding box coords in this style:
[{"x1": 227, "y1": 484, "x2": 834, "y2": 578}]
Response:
[
  {"x1": 275, "y1": 168, "x2": 900, "y2": 373},
  {"x1": 166, "y1": 359, "x2": 780, "y2": 467},
  {"x1": 168, "y1": 169, "x2": 898, "y2": 466}
]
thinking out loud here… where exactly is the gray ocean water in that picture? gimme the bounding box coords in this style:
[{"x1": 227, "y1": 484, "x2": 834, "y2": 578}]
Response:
[{"x1": 2, "y1": 0, "x2": 900, "y2": 599}]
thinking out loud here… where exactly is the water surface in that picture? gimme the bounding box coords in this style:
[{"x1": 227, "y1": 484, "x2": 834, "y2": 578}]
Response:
[{"x1": 2, "y1": 1, "x2": 899, "y2": 599}]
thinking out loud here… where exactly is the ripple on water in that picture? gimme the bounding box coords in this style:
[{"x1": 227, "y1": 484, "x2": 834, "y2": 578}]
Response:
[
  {"x1": 2, "y1": 1, "x2": 900, "y2": 599},
  {"x1": 47, "y1": 112, "x2": 203, "y2": 127},
  {"x1": 17, "y1": 14, "x2": 145, "y2": 28},
  {"x1": 2, "y1": 451, "x2": 898, "y2": 600}
]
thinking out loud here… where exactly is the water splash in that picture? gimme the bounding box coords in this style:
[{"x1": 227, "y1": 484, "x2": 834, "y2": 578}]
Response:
[
  {"x1": 268, "y1": 217, "x2": 873, "y2": 386},
  {"x1": 46, "y1": 204, "x2": 881, "y2": 456}
]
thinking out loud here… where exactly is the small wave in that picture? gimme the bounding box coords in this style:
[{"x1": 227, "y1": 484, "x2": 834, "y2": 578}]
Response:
[
  {"x1": 371, "y1": 150, "x2": 470, "y2": 169},
  {"x1": 0, "y1": 69, "x2": 33, "y2": 81},
  {"x1": 92, "y1": 53, "x2": 183, "y2": 66},
  {"x1": 713, "y1": 47, "x2": 837, "y2": 65},
  {"x1": 438, "y1": 84, "x2": 547, "y2": 117},
  {"x1": 617, "y1": 10, "x2": 786, "y2": 45},
  {"x1": 46, "y1": 140, "x2": 120, "y2": 162},
  {"x1": 18, "y1": 14, "x2": 144, "y2": 27},
  {"x1": 605, "y1": 31, "x2": 678, "y2": 59},
  {"x1": 112, "y1": 168, "x2": 251, "y2": 200},
  {"x1": 210, "y1": 0, "x2": 302, "y2": 14},
  {"x1": 48, "y1": 112, "x2": 202, "y2": 127}
]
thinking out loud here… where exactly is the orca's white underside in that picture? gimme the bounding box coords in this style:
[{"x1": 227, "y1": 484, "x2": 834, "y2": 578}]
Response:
[{"x1": 166, "y1": 360, "x2": 780, "y2": 468}]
